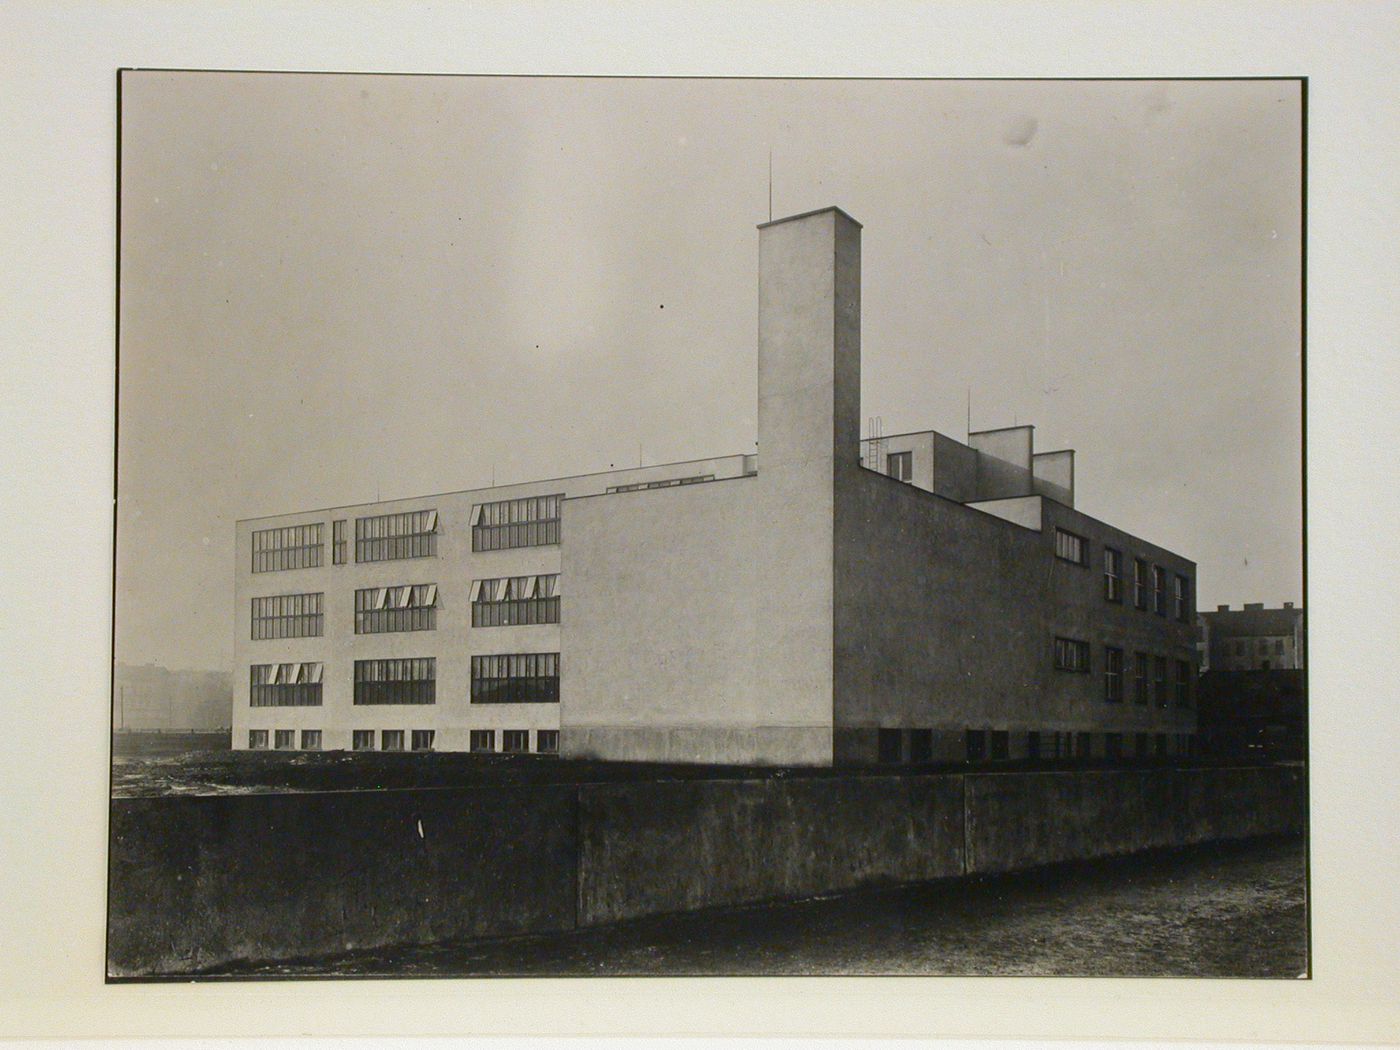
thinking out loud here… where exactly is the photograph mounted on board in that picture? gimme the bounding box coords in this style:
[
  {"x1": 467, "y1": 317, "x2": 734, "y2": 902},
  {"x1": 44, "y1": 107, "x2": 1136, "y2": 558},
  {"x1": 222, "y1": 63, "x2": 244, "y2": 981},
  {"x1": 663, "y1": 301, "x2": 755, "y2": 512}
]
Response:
[{"x1": 110, "y1": 72, "x2": 1305, "y2": 980}]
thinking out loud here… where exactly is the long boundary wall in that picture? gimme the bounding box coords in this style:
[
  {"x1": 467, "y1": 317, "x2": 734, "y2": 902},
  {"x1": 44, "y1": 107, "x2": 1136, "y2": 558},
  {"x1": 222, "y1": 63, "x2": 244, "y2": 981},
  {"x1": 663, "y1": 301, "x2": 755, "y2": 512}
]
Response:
[{"x1": 108, "y1": 764, "x2": 1305, "y2": 976}]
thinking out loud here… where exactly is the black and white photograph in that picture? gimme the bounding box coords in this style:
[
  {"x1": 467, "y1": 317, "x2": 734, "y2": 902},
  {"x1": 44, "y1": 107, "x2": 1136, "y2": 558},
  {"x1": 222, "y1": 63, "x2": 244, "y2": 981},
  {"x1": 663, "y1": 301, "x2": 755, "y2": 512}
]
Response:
[
  {"x1": 4, "y1": 2, "x2": 1400, "y2": 1044},
  {"x1": 108, "y1": 73, "x2": 1307, "y2": 980}
]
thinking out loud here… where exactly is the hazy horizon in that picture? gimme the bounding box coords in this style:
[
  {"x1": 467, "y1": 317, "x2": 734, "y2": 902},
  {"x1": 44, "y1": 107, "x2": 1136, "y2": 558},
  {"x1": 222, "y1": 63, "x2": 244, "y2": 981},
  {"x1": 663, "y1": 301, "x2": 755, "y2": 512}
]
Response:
[{"x1": 116, "y1": 74, "x2": 1303, "y2": 676}]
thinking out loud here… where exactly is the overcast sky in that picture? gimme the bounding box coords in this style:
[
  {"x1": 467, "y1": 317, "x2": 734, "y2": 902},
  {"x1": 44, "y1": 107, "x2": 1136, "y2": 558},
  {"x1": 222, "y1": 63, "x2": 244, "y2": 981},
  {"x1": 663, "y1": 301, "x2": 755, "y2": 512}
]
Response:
[{"x1": 116, "y1": 73, "x2": 1302, "y2": 672}]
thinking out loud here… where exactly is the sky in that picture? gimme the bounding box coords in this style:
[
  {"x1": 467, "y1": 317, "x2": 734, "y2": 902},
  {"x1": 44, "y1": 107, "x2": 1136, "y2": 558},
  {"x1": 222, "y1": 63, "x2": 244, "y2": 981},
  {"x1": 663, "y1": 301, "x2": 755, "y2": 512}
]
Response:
[{"x1": 116, "y1": 74, "x2": 1302, "y2": 674}]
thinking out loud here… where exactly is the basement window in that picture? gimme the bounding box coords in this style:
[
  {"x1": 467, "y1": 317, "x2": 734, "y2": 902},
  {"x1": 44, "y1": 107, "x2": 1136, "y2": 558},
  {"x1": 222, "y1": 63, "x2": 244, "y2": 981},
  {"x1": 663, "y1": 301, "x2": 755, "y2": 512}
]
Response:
[
  {"x1": 877, "y1": 729, "x2": 902, "y2": 763},
  {"x1": 248, "y1": 730, "x2": 268, "y2": 750},
  {"x1": 469, "y1": 729, "x2": 495, "y2": 753},
  {"x1": 537, "y1": 730, "x2": 560, "y2": 754}
]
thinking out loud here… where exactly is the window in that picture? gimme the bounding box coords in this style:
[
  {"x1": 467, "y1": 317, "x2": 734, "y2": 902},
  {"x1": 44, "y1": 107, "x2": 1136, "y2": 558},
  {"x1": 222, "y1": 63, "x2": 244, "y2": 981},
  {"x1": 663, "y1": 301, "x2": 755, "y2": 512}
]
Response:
[
  {"x1": 1174, "y1": 574, "x2": 1189, "y2": 621},
  {"x1": 1154, "y1": 656, "x2": 1169, "y2": 708},
  {"x1": 503, "y1": 729, "x2": 530, "y2": 754},
  {"x1": 1054, "y1": 528, "x2": 1087, "y2": 566},
  {"x1": 355, "y1": 509, "x2": 438, "y2": 563},
  {"x1": 274, "y1": 729, "x2": 295, "y2": 750},
  {"x1": 1026, "y1": 731, "x2": 1041, "y2": 761},
  {"x1": 1133, "y1": 558, "x2": 1148, "y2": 609},
  {"x1": 353, "y1": 658, "x2": 436, "y2": 705},
  {"x1": 909, "y1": 728, "x2": 933, "y2": 763},
  {"x1": 1152, "y1": 565, "x2": 1166, "y2": 615},
  {"x1": 1053, "y1": 637, "x2": 1090, "y2": 672},
  {"x1": 251, "y1": 592, "x2": 324, "y2": 640},
  {"x1": 332, "y1": 519, "x2": 347, "y2": 565},
  {"x1": 470, "y1": 653, "x2": 560, "y2": 704},
  {"x1": 1135, "y1": 732, "x2": 1150, "y2": 757},
  {"x1": 1105, "y1": 732, "x2": 1123, "y2": 759},
  {"x1": 1104, "y1": 547, "x2": 1123, "y2": 602},
  {"x1": 248, "y1": 729, "x2": 268, "y2": 750},
  {"x1": 471, "y1": 575, "x2": 561, "y2": 627},
  {"x1": 989, "y1": 730, "x2": 1009, "y2": 760},
  {"x1": 355, "y1": 584, "x2": 438, "y2": 634},
  {"x1": 1075, "y1": 732, "x2": 1092, "y2": 758},
  {"x1": 469, "y1": 729, "x2": 495, "y2": 753},
  {"x1": 1175, "y1": 659, "x2": 1192, "y2": 708},
  {"x1": 411, "y1": 729, "x2": 435, "y2": 751},
  {"x1": 352, "y1": 730, "x2": 374, "y2": 751},
  {"x1": 965, "y1": 730, "x2": 986, "y2": 761},
  {"x1": 381, "y1": 729, "x2": 405, "y2": 752},
  {"x1": 1155, "y1": 733, "x2": 1168, "y2": 756},
  {"x1": 1274, "y1": 639, "x2": 1285, "y2": 655},
  {"x1": 301, "y1": 729, "x2": 322, "y2": 750},
  {"x1": 537, "y1": 729, "x2": 560, "y2": 754},
  {"x1": 1134, "y1": 652, "x2": 1150, "y2": 705},
  {"x1": 886, "y1": 451, "x2": 912, "y2": 482},
  {"x1": 252, "y1": 523, "x2": 323, "y2": 573},
  {"x1": 607, "y1": 475, "x2": 714, "y2": 493},
  {"x1": 1104, "y1": 646, "x2": 1124, "y2": 702},
  {"x1": 877, "y1": 728, "x2": 902, "y2": 763},
  {"x1": 250, "y1": 663, "x2": 323, "y2": 707},
  {"x1": 472, "y1": 494, "x2": 561, "y2": 551},
  {"x1": 1258, "y1": 639, "x2": 1269, "y2": 655}
]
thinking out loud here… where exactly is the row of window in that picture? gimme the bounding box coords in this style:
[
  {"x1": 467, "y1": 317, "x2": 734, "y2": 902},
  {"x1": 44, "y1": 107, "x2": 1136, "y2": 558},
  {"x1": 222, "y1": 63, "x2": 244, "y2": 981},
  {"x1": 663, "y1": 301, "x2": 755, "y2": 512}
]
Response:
[
  {"x1": 1056, "y1": 528, "x2": 1191, "y2": 623},
  {"x1": 248, "y1": 654, "x2": 561, "y2": 707},
  {"x1": 253, "y1": 495, "x2": 568, "y2": 573},
  {"x1": 1054, "y1": 639, "x2": 1193, "y2": 707},
  {"x1": 606, "y1": 475, "x2": 714, "y2": 493},
  {"x1": 246, "y1": 728, "x2": 562, "y2": 753},
  {"x1": 250, "y1": 576, "x2": 561, "y2": 638},
  {"x1": 875, "y1": 727, "x2": 1194, "y2": 763}
]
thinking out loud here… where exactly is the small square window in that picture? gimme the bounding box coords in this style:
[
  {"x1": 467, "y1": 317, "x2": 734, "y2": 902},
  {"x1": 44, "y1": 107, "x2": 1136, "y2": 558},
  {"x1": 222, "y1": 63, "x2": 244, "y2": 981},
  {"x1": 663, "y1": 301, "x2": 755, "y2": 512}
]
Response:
[
  {"x1": 274, "y1": 729, "x2": 295, "y2": 750},
  {"x1": 877, "y1": 728, "x2": 903, "y2": 763},
  {"x1": 503, "y1": 729, "x2": 530, "y2": 753},
  {"x1": 381, "y1": 730, "x2": 405, "y2": 751},
  {"x1": 1054, "y1": 528, "x2": 1087, "y2": 566},
  {"x1": 411, "y1": 729, "x2": 435, "y2": 751},
  {"x1": 300, "y1": 729, "x2": 322, "y2": 750},
  {"x1": 352, "y1": 729, "x2": 375, "y2": 751},
  {"x1": 470, "y1": 729, "x2": 495, "y2": 753},
  {"x1": 909, "y1": 728, "x2": 933, "y2": 763},
  {"x1": 536, "y1": 729, "x2": 560, "y2": 754},
  {"x1": 248, "y1": 729, "x2": 268, "y2": 750},
  {"x1": 965, "y1": 729, "x2": 986, "y2": 761},
  {"x1": 989, "y1": 730, "x2": 1009, "y2": 760}
]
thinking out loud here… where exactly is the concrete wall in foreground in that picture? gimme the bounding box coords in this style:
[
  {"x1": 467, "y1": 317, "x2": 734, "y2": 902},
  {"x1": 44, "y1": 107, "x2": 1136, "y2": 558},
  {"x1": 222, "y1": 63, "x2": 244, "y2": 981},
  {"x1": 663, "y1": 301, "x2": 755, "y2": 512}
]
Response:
[{"x1": 107, "y1": 764, "x2": 1304, "y2": 977}]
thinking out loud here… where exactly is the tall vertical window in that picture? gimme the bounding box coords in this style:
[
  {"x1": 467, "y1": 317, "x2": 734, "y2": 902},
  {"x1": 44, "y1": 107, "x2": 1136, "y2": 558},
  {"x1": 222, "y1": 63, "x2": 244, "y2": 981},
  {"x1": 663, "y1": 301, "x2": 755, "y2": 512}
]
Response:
[
  {"x1": 354, "y1": 584, "x2": 438, "y2": 633},
  {"x1": 251, "y1": 592, "x2": 324, "y2": 640},
  {"x1": 250, "y1": 663, "x2": 323, "y2": 707},
  {"x1": 1154, "y1": 656, "x2": 1169, "y2": 708},
  {"x1": 1103, "y1": 547, "x2": 1123, "y2": 602},
  {"x1": 1104, "y1": 646, "x2": 1124, "y2": 702},
  {"x1": 1133, "y1": 558, "x2": 1148, "y2": 609},
  {"x1": 470, "y1": 653, "x2": 560, "y2": 704},
  {"x1": 355, "y1": 509, "x2": 438, "y2": 563},
  {"x1": 471, "y1": 494, "x2": 562, "y2": 551},
  {"x1": 471, "y1": 575, "x2": 560, "y2": 627},
  {"x1": 1174, "y1": 574, "x2": 1190, "y2": 622},
  {"x1": 1054, "y1": 528, "x2": 1088, "y2": 566},
  {"x1": 251, "y1": 523, "x2": 323, "y2": 573},
  {"x1": 1134, "y1": 652, "x2": 1150, "y2": 704},
  {"x1": 1175, "y1": 659, "x2": 1192, "y2": 707},
  {"x1": 1152, "y1": 565, "x2": 1167, "y2": 615},
  {"x1": 886, "y1": 451, "x2": 912, "y2": 481},
  {"x1": 332, "y1": 519, "x2": 348, "y2": 565},
  {"x1": 1053, "y1": 637, "x2": 1090, "y2": 672},
  {"x1": 353, "y1": 658, "x2": 436, "y2": 705}
]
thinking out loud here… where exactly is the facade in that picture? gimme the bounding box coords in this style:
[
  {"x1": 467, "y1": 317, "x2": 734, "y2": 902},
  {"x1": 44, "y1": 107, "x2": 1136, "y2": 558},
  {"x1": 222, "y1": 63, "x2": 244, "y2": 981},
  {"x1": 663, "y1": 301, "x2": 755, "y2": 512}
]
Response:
[
  {"x1": 233, "y1": 207, "x2": 1197, "y2": 765},
  {"x1": 1198, "y1": 602, "x2": 1305, "y2": 671}
]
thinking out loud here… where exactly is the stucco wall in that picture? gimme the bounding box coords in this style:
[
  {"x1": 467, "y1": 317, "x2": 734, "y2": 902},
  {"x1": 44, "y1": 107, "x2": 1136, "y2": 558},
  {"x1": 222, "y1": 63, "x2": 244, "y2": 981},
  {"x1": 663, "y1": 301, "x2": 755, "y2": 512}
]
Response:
[{"x1": 833, "y1": 468, "x2": 1197, "y2": 740}]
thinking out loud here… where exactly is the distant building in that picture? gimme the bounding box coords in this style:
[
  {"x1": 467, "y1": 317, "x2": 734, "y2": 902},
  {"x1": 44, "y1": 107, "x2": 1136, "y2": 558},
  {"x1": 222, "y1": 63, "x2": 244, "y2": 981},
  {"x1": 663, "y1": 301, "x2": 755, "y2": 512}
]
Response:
[
  {"x1": 1198, "y1": 603, "x2": 1305, "y2": 672},
  {"x1": 1194, "y1": 602, "x2": 1306, "y2": 759},
  {"x1": 113, "y1": 664, "x2": 232, "y2": 731},
  {"x1": 232, "y1": 207, "x2": 1197, "y2": 765}
]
